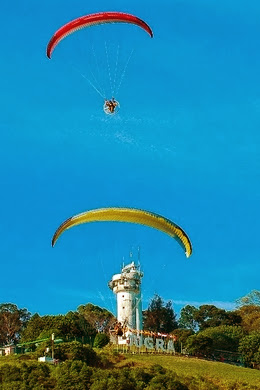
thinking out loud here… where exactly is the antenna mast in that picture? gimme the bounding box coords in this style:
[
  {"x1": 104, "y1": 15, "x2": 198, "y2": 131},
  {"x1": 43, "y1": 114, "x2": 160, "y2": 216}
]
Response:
[{"x1": 137, "y1": 246, "x2": 141, "y2": 267}]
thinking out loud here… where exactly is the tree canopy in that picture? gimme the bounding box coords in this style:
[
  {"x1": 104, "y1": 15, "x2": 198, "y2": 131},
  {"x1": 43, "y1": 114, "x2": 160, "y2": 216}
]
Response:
[
  {"x1": 77, "y1": 303, "x2": 115, "y2": 333},
  {"x1": 0, "y1": 303, "x2": 31, "y2": 345},
  {"x1": 21, "y1": 311, "x2": 96, "y2": 344},
  {"x1": 236, "y1": 290, "x2": 260, "y2": 307},
  {"x1": 199, "y1": 325, "x2": 244, "y2": 352},
  {"x1": 239, "y1": 331, "x2": 260, "y2": 367},
  {"x1": 178, "y1": 305, "x2": 198, "y2": 331},
  {"x1": 143, "y1": 294, "x2": 178, "y2": 333},
  {"x1": 235, "y1": 305, "x2": 260, "y2": 333},
  {"x1": 178, "y1": 304, "x2": 241, "y2": 332}
]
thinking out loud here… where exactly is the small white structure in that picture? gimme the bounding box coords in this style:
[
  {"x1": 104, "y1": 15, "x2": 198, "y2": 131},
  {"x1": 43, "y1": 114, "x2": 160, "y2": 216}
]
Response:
[
  {"x1": 38, "y1": 356, "x2": 54, "y2": 364},
  {"x1": 0, "y1": 345, "x2": 16, "y2": 356},
  {"x1": 109, "y1": 261, "x2": 143, "y2": 337}
]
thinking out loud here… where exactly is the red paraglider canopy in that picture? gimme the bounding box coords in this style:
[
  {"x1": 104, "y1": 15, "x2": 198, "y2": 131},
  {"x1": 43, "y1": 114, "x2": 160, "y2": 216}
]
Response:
[{"x1": 47, "y1": 11, "x2": 153, "y2": 59}]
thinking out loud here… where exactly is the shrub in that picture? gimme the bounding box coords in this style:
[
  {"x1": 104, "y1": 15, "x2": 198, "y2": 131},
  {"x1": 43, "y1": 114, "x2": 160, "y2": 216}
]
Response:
[
  {"x1": 239, "y1": 331, "x2": 260, "y2": 367},
  {"x1": 186, "y1": 334, "x2": 213, "y2": 356},
  {"x1": 54, "y1": 341, "x2": 98, "y2": 366},
  {"x1": 53, "y1": 360, "x2": 92, "y2": 390},
  {"x1": 199, "y1": 325, "x2": 244, "y2": 352},
  {"x1": 93, "y1": 333, "x2": 110, "y2": 348}
]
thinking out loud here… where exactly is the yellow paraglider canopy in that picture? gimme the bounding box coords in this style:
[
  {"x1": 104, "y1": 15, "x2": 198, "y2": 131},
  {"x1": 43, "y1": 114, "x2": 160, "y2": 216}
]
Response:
[{"x1": 51, "y1": 207, "x2": 192, "y2": 258}]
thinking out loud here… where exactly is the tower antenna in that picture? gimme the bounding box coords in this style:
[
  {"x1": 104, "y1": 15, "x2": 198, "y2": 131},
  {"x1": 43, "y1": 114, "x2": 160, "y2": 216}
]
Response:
[{"x1": 137, "y1": 246, "x2": 141, "y2": 267}]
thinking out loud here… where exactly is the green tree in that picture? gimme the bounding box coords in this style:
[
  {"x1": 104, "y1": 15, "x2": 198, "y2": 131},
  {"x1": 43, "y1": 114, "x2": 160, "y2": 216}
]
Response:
[
  {"x1": 143, "y1": 294, "x2": 178, "y2": 333},
  {"x1": 186, "y1": 334, "x2": 213, "y2": 356},
  {"x1": 0, "y1": 303, "x2": 31, "y2": 345},
  {"x1": 54, "y1": 360, "x2": 93, "y2": 390},
  {"x1": 173, "y1": 329, "x2": 194, "y2": 343},
  {"x1": 77, "y1": 304, "x2": 115, "y2": 333},
  {"x1": 20, "y1": 313, "x2": 44, "y2": 342},
  {"x1": 172, "y1": 329, "x2": 194, "y2": 353},
  {"x1": 199, "y1": 325, "x2": 244, "y2": 352},
  {"x1": 93, "y1": 333, "x2": 110, "y2": 348},
  {"x1": 178, "y1": 305, "x2": 198, "y2": 331},
  {"x1": 90, "y1": 367, "x2": 136, "y2": 390},
  {"x1": 132, "y1": 367, "x2": 153, "y2": 386},
  {"x1": 0, "y1": 362, "x2": 54, "y2": 389},
  {"x1": 21, "y1": 311, "x2": 96, "y2": 344},
  {"x1": 238, "y1": 331, "x2": 260, "y2": 367},
  {"x1": 147, "y1": 373, "x2": 188, "y2": 390},
  {"x1": 194, "y1": 305, "x2": 241, "y2": 331},
  {"x1": 54, "y1": 341, "x2": 98, "y2": 365},
  {"x1": 62, "y1": 311, "x2": 96, "y2": 341},
  {"x1": 236, "y1": 290, "x2": 260, "y2": 307},
  {"x1": 253, "y1": 350, "x2": 260, "y2": 366},
  {"x1": 236, "y1": 305, "x2": 260, "y2": 332}
]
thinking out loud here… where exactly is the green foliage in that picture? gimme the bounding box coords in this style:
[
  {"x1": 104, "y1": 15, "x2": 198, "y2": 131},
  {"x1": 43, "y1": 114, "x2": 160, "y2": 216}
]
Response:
[
  {"x1": 77, "y1": 303, "x2": 115, "y2": 333},
  {"x1": 176, "y1": 302, "x2": 259, "y2": 364},
  {"x1": 34, "y1": 340, "x2": 52, "y2": 359},
  {"x1": 146, "y1": 374, "x2": 188, "y2": 390},
  {"x1": 89, "y1": 367, "x2": 136, "y2": 390},
  {"x1": 252, "y1": 351, "x2": 260, "y2": 365},
  {"x1": 177, "y1": 304, "x2": 242, "y2": 334},
  {"x1": 37, "y1": 328, "x2": 62, "y2": 341},
  {"x1": 89, "y1": 366, "x2": 190, "y2": 390},
  {"x1": 0, "y1": 361, "x2": 54, "y2": 389},
  {"x1": 148, "y1": 364, "x2": 166, "y2": 376},
  {"x1": 0, "y1": 352, "x2": 259, "y2": 389},
  {"x1": 54, "y1": 341, "x2": 98, "y2": 365},
  {"x1": 238, "y1": 331, "x2": 260, "y2": 367},
  {"x1": 53, "y1": 360, "x2": 93, "y2": 390},
  {"x1": 94, "y1": 345, "x2": 124, "y2": 367},
  {"x1": 185, "y1": 334, "x2": 213, "y2": 356},
  {"x1": 20, "y1": 313, "x2": 44, "y2": 342},
  {"x1": 236, "y1": 305, "x2": 260, "y2": 332},
  {"x1": 132, "y1": 367, "x2": 153, "y2": 386},
  {"x1": 125, "y1": 354, "x2": 260, "y2": 389},
  {"x1": 0, "y1": 303, "x2": 31, "y2": 345},
  {"x1": 21, "y1": 311, "x2": 96, "y2": 344},
  {"x1": 172, "y1": 329, "x2": 194, "y2": 352},
  {"x1": 143, "y1": 294, "x2": 178, "y2": 333},
  {"x1": 199, "y1": 325, "x2": 244, "y2": 352},
  {"x1": 178, "y1": 305, "x2": 199, "y2": 331},
  {"x1": 193, "y1": 305, "x2": 241, "y2": 331},
  {"x1": 93, "y1": 333, "x2": 110, "y2": 348}
]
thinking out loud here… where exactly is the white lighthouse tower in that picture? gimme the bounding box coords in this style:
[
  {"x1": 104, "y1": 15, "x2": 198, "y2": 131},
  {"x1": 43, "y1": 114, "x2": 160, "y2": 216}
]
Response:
[{"x1": 108, "y1": 261, "x2": 143, "y2": 334}]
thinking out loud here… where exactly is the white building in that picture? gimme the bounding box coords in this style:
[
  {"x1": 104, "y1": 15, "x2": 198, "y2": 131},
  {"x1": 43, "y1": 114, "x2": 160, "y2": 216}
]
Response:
[{"x1": 108, "y1": 261, "x2": 143, "y2": 335}]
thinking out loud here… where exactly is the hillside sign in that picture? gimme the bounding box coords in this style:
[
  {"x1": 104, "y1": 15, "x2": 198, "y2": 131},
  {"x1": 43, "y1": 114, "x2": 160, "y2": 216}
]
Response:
[{"x1": 128, "y1": 335, "x2": 175, "y2": 352}]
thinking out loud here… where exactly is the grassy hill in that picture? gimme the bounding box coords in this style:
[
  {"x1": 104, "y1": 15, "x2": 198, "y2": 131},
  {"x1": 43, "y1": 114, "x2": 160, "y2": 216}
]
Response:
[
  {"x1": 0, "y1": 349, "x2": 259, "y2": 389},
  {"x1": 116, "y1": 353, "x2": 260, "y2": 389}
]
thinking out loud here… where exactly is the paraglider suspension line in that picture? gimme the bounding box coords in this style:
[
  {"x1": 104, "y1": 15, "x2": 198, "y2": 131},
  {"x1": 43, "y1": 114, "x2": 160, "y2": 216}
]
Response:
[
  {"x1": 116, "y1": 49, "x2": 134, "y2": 95},
  {"x1": 72, "y1": 64, "x2": 106, "y2": 99},
  {"x1": 113, "y1": 45, "x2": 120, "y2": 96},
  {"x1": 91, "y1": 45, "x2": 106, "y2": 98},
  {"x1": 105, "y1": 41, "x2": 113, "y2": 97}
]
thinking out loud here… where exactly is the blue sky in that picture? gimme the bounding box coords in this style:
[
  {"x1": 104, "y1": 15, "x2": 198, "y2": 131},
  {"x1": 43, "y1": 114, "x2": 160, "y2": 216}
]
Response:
[{"x1": 1, "y1": 0, "x2": 259, "y2": 317}]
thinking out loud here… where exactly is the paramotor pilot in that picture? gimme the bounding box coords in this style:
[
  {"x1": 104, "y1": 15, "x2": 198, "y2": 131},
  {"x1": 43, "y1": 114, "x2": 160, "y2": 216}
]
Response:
[{"x1": 104, "y1": 98, "x2": 119, "y2": 115}]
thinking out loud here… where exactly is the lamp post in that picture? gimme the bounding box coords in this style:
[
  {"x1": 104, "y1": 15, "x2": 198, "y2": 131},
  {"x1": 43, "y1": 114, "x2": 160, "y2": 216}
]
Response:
[{"x1": 51, "y1": 333, "x2": 54, "y2": 360}]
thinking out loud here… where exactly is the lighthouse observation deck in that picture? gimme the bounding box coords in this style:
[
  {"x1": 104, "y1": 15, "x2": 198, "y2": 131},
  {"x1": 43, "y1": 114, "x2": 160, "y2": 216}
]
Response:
[{"x1": 108, "y1": 262, "x2": 143, "y2": 294}]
